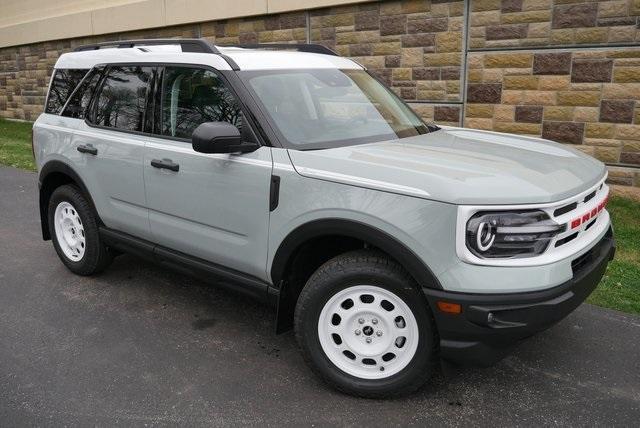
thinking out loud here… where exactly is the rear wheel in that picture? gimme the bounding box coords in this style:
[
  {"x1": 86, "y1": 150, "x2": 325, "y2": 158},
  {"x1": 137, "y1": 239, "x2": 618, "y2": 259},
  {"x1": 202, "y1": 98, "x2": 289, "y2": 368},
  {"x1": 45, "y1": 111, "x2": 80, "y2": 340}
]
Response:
[
  {"x1": 48, "y1": 185, "x2": 113, "y2": 275},
  {"x1": 294, "y1": 250, "x2": 438, "y2": 398}
]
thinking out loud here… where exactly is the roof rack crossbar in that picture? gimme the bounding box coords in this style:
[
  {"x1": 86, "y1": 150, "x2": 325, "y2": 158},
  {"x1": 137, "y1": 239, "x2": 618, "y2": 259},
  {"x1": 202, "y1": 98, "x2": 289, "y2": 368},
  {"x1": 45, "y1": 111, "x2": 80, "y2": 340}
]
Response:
[
  {"x1": 225, "y1": 43, "x2": 338, "y2": 56},
  {"x1": 74, "y1": 38, "x2": 220, "y2": 54}
]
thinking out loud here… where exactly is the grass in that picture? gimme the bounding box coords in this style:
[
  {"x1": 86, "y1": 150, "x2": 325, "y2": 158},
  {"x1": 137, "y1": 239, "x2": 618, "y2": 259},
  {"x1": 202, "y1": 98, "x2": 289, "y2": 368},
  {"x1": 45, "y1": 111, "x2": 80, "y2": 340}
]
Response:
[
  {"x1": 0, "y1": 117, "x2": 36, "y2": 171},
  {"x1": 0, "y1": 117, "x2": 638, "y2": 314},
  {"x1": 587, "y1": 196, "x2": 640, "y2": 315}
]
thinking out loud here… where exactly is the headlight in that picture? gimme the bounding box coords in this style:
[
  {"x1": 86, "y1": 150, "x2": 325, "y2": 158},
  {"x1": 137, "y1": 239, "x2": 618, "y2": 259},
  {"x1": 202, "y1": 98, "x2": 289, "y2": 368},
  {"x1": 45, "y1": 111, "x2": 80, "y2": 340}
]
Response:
[{"x1": 465, "y1": 210, "x2": 565, "y2": 259}]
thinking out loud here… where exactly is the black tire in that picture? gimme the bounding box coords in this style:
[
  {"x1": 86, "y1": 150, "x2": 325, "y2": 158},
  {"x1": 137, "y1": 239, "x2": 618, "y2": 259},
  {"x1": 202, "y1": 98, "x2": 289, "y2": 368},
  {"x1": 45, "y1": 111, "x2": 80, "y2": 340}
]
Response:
[
  {"x1": 294, "y1": 250, "x2": 438, "y2": 398},
  {"x1": 48, "y1": 184, "x2": 113, "y2": 275}
]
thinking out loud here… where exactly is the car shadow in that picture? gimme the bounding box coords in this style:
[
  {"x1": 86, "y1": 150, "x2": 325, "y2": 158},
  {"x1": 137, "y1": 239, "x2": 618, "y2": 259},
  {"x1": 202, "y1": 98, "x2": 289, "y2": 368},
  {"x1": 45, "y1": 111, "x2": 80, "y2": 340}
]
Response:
[{"x1": 96, "y1": 253, "x2": 540, "y2": 394}]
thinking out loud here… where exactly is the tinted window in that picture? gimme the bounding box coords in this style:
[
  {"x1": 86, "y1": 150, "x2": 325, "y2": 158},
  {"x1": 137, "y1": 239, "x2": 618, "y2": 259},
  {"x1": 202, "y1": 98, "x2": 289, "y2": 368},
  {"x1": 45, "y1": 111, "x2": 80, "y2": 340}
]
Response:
[
  {"x1": 92, "y1": 66, "x2": 154, "y2": 132},
  {"x1": 45, "y1": 69, "x2": 88, "y2": 114},
  {"x1": 61, "y1": 67, "x2": 103, "y2": 119},
  {"x1": 161, "y1": 67, "x2": 242, "y2": 139}
]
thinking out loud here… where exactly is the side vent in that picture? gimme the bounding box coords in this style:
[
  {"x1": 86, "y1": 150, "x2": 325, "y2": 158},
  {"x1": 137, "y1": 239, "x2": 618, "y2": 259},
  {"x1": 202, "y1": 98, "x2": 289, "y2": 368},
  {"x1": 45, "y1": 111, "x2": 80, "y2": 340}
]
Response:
[{"x1": 270, "y1": 175, "x2": 281, "y2": 212}]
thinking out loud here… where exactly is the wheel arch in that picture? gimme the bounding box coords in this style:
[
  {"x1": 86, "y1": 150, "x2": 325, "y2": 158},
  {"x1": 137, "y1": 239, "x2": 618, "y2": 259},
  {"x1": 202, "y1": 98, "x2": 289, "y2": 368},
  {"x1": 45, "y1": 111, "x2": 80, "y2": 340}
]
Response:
[
  {"x1": 38, "y1": 160, "x2": 100, "y2": 240},
  {"x1": 271, "y1": 218, "x2": 442, "y2": 333}
]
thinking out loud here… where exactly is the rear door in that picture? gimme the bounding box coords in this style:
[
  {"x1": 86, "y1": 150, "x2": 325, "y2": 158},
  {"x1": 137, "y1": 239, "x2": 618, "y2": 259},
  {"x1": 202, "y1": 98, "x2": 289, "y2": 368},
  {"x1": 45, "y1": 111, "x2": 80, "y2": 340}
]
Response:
[
  {"x1": 71, "y1": 65, "x2": 158, "y2": 240},
  {"x1": 143, "y1": 66, "x2": 272, "y2": 279}
]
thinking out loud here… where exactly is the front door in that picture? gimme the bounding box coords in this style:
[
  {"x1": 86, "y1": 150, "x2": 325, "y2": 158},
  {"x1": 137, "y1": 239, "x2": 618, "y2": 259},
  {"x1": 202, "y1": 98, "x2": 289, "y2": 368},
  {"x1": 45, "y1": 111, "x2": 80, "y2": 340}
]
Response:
[{"x1": 143, "y1": 66, "x2": 272, "y2": 280}]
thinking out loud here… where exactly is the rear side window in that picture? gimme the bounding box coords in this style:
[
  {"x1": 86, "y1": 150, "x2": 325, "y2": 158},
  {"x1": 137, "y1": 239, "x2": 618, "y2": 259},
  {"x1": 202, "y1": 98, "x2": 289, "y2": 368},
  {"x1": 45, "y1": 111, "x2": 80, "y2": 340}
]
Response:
[
  {"x1": 161, "y1": 67, "x2": 242, "y2": 139},
  {"x1": 45, "y1": 69, "x2": 88, "y2": 114},
  {"x1": 91, "y1": 66, "x2": 155, "y2": 132},
  {"x1": 61, "y1": 67, "x2": 103, "y2": 119}
]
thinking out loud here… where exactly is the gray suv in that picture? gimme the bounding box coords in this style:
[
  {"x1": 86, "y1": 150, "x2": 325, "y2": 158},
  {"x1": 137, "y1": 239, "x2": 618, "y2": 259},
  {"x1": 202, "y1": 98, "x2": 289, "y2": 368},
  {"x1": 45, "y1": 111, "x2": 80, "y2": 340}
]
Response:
[{"x1": 33, "y1": 39, "x2": 615, "y2": 397}]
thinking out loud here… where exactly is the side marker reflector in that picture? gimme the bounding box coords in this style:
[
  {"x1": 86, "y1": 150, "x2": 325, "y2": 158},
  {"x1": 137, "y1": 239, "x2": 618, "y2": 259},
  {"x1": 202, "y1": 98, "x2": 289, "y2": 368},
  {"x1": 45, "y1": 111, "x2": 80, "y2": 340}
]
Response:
[{"x1": 437, "y1": 301, "x2": 462, "y2": 314}]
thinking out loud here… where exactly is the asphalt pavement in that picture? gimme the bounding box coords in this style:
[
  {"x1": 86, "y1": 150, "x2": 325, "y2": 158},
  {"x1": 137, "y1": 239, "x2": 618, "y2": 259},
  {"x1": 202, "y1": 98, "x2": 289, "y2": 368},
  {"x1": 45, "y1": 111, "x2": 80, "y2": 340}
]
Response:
[{"x1": 1, "y1": 165, "x2": 639, "y2": 426}]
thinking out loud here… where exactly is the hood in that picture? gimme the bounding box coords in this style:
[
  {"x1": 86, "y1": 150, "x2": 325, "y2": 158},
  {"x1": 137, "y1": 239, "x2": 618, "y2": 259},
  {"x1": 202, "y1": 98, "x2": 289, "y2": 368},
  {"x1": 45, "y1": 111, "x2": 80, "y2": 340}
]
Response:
[{"x1": 287, "y1": 127, "x2": 606, "y2": 205}]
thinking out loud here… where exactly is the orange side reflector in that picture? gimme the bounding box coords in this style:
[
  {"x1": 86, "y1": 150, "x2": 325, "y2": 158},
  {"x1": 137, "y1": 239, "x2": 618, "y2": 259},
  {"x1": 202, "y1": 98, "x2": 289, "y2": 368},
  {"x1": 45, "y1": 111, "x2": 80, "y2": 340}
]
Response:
[{"x1": 437, "y1": 301, "x2": 462, "y2": 314}]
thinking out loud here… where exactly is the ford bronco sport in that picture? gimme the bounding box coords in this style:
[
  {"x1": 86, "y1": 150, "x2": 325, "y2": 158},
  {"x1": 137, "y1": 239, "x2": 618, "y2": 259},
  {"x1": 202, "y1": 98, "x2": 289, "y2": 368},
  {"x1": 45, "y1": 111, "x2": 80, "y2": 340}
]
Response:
[{"x1": 33, "y1": 39, "x2": 615, "y2": 397}]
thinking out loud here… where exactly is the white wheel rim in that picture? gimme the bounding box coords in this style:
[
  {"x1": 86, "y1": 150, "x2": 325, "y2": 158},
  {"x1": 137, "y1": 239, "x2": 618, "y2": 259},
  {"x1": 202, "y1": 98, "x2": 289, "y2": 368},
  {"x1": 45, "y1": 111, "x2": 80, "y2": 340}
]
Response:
[
  {"x1": 318, "y1": 285, "x2": 419, "y2": 380},
  {"x1": 53, "y1": 201, "x2": 86, "y2": 261}
]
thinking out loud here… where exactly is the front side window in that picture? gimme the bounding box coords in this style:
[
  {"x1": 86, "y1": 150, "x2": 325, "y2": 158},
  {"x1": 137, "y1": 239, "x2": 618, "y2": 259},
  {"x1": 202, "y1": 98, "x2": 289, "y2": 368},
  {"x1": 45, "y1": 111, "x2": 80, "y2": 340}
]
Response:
[
  {"x1": 92, "y1": 66, "x2": 154, "y2": 132},
  {"x1": 240, "y1": 69, "x2": 428, "y2": 150},
  {"x1": 45, "y1": 69, "x2": 88, "y2": 114},
  {"x1": 161, "y1": 67, "x2": 242, "y2": 139}
]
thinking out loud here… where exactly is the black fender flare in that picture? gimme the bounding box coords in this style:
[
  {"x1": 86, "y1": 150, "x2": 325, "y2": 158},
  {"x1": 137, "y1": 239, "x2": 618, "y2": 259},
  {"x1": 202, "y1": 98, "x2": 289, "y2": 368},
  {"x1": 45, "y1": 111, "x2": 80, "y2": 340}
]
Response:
[
  {"x1": 38, "y1": 160, "x2": 99, "y2": 240},
  {"x1": 271, "y1": 218, "x2": 442, "y2": 290},
  {"x1": 270, "y1": 219, "x2": 442, "y2": 333}
]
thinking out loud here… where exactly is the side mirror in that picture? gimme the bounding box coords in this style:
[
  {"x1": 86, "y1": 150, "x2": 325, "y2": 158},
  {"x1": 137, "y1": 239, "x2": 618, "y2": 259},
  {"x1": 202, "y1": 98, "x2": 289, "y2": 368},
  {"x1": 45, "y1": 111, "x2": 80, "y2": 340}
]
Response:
[{"x1": 191, "y1": 122, "x2": 258, "y2": 154}]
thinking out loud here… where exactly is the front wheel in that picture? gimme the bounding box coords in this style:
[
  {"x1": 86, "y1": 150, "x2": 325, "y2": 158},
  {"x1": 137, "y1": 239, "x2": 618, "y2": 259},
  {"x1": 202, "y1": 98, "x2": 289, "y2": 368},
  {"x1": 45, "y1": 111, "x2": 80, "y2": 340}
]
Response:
[{"x1": 294, "y1": 250, "x2": 438, "y2": 398}]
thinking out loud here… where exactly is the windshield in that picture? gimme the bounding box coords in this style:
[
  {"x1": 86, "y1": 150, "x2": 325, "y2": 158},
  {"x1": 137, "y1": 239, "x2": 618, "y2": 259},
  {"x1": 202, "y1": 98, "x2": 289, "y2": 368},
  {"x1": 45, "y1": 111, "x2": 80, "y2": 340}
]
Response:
[{"x1": 240, "y1": 69, "x2": 429, "y2": 150}]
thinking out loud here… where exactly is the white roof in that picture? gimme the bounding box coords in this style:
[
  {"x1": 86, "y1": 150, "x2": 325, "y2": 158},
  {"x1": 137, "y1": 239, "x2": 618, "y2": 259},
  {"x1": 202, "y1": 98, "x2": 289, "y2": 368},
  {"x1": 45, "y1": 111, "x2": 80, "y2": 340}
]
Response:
[
  {"x1": 54, "y1": 44, "x2": 362, "y2": 71},
  {"x1": 218, "y1": 46, "x2": 361, "y2": 70}
]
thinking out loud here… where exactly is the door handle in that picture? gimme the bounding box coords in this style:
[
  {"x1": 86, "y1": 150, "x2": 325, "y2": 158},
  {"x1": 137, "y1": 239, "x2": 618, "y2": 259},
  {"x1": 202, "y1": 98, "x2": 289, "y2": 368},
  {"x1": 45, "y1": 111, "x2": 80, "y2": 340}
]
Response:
[
  {"x1": 151, "y1": 158, "x2": 180, "y2": 172},
  {"x1": 77, "y1": 144, "x2": 98, "y2": 155}
]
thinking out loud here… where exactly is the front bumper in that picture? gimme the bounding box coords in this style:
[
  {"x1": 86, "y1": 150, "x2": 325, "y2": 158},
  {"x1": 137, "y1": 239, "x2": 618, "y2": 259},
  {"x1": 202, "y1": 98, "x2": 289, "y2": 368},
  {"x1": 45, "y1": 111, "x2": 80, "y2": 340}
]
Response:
[{"x1": 423, "y1": 227, "x2": 615, "y2": 366}]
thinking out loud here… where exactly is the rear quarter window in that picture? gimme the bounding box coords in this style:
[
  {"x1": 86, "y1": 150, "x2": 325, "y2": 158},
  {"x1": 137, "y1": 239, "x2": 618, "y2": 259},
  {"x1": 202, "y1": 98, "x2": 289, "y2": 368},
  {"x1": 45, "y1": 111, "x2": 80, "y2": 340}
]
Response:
[
  {"x1": 61, "y1": 67, "x2": 104, "y2": 119},
  {"x1": 45, "y1": 69, "x2": 89, "y2": 114}
]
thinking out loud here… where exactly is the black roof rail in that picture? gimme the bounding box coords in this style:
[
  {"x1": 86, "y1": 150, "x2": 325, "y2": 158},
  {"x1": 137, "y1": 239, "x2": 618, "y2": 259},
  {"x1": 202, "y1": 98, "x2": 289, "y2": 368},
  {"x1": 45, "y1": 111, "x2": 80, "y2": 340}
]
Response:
[
  {"x1": 224, "y1": 43, "x2": 339, "y2": 56},
  {"x1": 74, "y1": 38, "x2": 220, "y2": 54}
]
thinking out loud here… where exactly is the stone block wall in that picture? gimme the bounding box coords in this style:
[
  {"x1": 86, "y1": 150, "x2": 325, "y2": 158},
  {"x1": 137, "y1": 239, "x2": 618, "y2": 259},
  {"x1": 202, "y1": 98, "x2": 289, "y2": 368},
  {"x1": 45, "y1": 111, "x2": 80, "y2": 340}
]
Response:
[
  {"x1": 308, "y1": 1, "x2": 465, "y2": 125},
  {"x1": 0, "y1": 0, "x2": 639, "y2": 190},
  {"x1": 470, "y1": 0, "x2": 640, "y2": 48},
  {"x1": 465, "y1": 48, "x2": 640, "y2": 166},
  {"x1": 309, "y1": 1, "x2": 464, "y2": 101},
  {"x1": 202, "y1": 12, "x2": 308, "y2": 44}
]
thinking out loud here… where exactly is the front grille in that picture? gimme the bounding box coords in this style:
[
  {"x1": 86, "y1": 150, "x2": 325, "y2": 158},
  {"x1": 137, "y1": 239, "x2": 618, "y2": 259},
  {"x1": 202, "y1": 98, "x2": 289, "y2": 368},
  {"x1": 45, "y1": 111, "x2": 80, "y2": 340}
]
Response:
[
  {"x1": 553, "y1": 202, "x2": 577, "y2": 217},
  {"x1": 583, "y1": 190, "x2": 596, "y2": 203},
  {"x1": 555, "y1": 232, "x2": 578, "y2": 247},
  {"x1": 543, "y1": 176, "x2": 609, "y2": 259}
]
